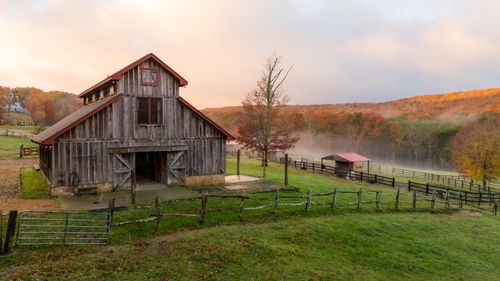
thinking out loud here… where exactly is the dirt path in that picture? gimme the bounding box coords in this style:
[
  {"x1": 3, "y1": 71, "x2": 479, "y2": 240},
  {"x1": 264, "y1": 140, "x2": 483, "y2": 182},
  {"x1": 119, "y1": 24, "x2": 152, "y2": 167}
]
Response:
[{"x1": 0, "y1": 159, "x2": 59, "y2": 212}]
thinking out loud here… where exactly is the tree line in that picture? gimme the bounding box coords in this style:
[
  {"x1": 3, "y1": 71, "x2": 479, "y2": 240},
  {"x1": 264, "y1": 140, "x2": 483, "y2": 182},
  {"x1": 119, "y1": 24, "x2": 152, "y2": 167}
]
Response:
[{"x1": 0, "y1": 86, "x2": 81, "y2": 126}]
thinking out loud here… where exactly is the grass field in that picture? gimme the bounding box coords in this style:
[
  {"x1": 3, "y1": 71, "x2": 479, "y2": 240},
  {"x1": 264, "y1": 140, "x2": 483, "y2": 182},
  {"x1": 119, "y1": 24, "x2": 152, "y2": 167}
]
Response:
[
  {"x1": 1, "y1": 158, "x2": 499, "y2": 280},
  {"x1": 1, "y1": 112, "x2": 32, "y2": 124},
  {"x1": 20, "y1": 167, "x2": 50, "y2": 199},
  {"x1": 0, "y1": 135, "x2": 37, "y2": 160},
  {"x1": 0, "y1": 125, "x2": 41, "y2": 132}
]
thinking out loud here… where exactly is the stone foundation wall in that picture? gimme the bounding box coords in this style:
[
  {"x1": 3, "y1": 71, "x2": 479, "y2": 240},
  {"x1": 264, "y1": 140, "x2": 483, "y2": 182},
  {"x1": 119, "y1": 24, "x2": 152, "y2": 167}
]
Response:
[{"x1": 185, "y1": 174, "x2": 225, "y2": 186}]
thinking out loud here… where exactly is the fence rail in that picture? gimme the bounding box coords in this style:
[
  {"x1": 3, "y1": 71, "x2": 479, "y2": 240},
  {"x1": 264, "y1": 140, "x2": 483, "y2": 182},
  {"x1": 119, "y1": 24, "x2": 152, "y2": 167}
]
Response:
[
  {"x1": 278, "y1": 158, "x2": 500, "y2": 205},
  {"x1": 392, "y1": 167, "x2": 500, "y2": 192}
]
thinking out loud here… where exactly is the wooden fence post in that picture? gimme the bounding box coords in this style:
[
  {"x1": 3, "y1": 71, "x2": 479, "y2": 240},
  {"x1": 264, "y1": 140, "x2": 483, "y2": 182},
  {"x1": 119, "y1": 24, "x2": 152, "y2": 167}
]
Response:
[
  {"x1": 360, "y1": 172, "x2": 363, "y2": 182},
  {"x1": 155, "y1": 195, "x2": 160, "y2": 233},
  {"x1": 478, "y1": 192, "x2": 482, "y2": 207},
  {"x1": 0, "y1": 211, "x2": 3, "y2": 254},
  {"x1": 425, "y1": 183, "x2": 429, "y2": 195},
  {"x1": 273, "y1": 189, "x2": 279, "y2": 216},
  {"x1": 430, "y1": 191, "x2": 436, "y2": 210},
  {"x1": 284, "y1": 154, "x2": 288, "y2": 186},
  {"x1": 306, "y1": 189, "x2": 312, "y2": 213},
  {"x1": 357, "y1": 189, "x2": 362, "y2": 209},
  {"x1": 236, "y1": 150, "x2": 240, "y2": 176},
  {"x1": 408, "y1": 180, "x2": 411, "y2": 192},
  {"x1": 392, "y1": 177, "x2": 395, "y2": 188},
  {"x1": 374, "y1": 174, "x2": 378, "y2": 184},
  {"x1": 2, "y1": 210, "x2": 18, "y2": 255},
  {"x1": 131, "y1": 183, "x2": 137, "y2": 205},
  {"x1": 312, "y1": 163, "x2": 315, "y2": 173},
  {"x1": 445, "y1": 190, "x2": 450, "y2": 208},
  {"x1": 200, "y1": 192, "x2": 208, "y2": 223},
  {"x1": 459, "y1": 193, "x2": 463, "y2": 209},
  {"x1": 19, "y1": 144, "x2": 24, "y2": 158},
  {"x1": 331, "y1": 187, "x2": 337, "y2": 208},
  {"x1": 395, "y1": 189, "x2": 400, "y2": 209},
  {"x1": 493, "y1": 202, "x2": 498, "y2": 216},
  {"x1": 107, "y1": 198, "x2": 115, "y2": 232},
  {"x1": 239, "y1": 198, "x2": 244, "y2": 220},
  {"x1": 375, "y1": 191, "x2": 380, "y2": 208},
  {"x1": 412, "y1": 191, "x2": 417, "y2": 209}
]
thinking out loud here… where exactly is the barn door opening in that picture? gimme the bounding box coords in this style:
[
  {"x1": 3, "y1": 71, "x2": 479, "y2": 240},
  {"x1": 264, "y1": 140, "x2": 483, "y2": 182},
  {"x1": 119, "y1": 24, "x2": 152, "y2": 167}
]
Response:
[{"x1": 135, "y1": 152, "x2": 165, "y2": 188}]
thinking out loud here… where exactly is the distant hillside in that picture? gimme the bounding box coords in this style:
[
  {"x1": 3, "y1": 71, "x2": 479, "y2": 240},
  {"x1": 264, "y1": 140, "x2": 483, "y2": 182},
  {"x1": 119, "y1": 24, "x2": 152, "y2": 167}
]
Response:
[{"x1": 203, "y1": 88, "x2": 500, "y2": 132}]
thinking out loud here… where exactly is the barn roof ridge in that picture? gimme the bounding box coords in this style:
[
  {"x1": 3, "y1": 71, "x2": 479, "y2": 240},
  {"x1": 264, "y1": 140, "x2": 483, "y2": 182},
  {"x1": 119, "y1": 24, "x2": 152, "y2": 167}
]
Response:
[
  {"x1": 78, "y1": 53, "x2": 188, "y2": 97},
  {"x1": 32, "y1": 93, "x2": 122, "y2": 144}
]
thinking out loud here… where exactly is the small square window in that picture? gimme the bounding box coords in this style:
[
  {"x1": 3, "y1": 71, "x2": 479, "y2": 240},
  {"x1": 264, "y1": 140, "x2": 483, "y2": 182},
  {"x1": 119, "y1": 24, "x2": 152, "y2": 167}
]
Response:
[{"x1": 141, "y1": 68, "x2": 159, "y2": 86}]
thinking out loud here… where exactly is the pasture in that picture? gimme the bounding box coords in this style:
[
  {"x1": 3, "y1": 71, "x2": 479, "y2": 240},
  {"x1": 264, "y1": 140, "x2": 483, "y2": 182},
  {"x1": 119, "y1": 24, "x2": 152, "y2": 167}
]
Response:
[{"x1": 1, "y1": 157, "x2": 499, "y2": 280}]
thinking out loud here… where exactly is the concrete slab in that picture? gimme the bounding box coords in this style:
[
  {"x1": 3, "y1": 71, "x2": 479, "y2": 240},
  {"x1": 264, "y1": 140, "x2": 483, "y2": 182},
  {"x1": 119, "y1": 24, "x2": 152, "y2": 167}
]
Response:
[
  {"x1": 58, "y1": 186, "x2": 197, "y2": 210},
  {"x1": 225, "y1": 175, "x2": 260, "y2": 184}
]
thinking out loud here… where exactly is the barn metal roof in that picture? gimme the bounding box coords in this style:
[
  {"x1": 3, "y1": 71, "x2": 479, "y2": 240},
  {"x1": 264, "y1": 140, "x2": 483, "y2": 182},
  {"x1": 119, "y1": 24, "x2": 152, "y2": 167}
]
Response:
[
  {"x1": 32, "y1": 94, "x2": 122, "y2": 145},
  {"x1": 78, "y1": 53, "x2": 188, "y2": 97},
  {"x1": 322, "y1": 152, "x2": 370, "y2": 162}
]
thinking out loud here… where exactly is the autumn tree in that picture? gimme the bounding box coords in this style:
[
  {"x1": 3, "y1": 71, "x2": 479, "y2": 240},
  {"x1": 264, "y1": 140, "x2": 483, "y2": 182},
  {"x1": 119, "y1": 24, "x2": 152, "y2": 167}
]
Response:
[
  {"x1": 451, "y1": 116, "x2": 500, "y2": 192},
  {"x1": 237, "y1": 55, "x2": 299, "y2": 177}
]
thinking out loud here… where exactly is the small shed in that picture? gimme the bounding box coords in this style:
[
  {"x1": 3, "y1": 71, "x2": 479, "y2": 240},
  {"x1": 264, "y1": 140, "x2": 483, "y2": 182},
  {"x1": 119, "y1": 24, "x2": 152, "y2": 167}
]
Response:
[{"x1": 321, "y1": 152, "x2": 370, "y2": 177}]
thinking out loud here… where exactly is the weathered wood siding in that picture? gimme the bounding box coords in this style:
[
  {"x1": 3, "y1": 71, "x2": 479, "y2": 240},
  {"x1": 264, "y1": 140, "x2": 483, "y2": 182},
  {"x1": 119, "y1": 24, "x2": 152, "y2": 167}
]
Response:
[{"x1": 50, "y1": 58, "x2": 227, "y2": 187}]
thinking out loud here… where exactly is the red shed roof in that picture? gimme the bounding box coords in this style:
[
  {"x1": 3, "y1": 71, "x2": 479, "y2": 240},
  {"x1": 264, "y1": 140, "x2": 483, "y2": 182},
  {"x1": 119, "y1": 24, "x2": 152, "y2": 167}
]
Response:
[
  {"x1": 334, "y1": 152, "x2": 370, "y2": 162},
  {"x1": 178, "y1": 96, "x2": 235, "y2": 141},
  {"x1": 78, "y1": 53, "x2": 188, "y2": 97},
  {"x1": 32, "y1": 94, "x2": 122, "y2": 145}
]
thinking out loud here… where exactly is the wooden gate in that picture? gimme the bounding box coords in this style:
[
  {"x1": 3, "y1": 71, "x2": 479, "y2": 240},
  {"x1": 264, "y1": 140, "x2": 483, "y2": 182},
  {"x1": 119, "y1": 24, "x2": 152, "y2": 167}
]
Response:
[
  {"x1": 166, "y1": 151, "x2": 186, "y2": 184},
  {"x1": 113, "y1": 153, "x2": 133, "y2": 191},
  {"x1": 16, "y1": 209, "x2": 112, "y2": 246}
]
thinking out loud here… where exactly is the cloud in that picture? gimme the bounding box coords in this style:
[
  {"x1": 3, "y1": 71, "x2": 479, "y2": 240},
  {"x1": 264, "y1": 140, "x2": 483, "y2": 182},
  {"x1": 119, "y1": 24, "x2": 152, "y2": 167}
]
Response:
[{"x1": 1, "y1": 0, "x2": 500, "y2": 107}]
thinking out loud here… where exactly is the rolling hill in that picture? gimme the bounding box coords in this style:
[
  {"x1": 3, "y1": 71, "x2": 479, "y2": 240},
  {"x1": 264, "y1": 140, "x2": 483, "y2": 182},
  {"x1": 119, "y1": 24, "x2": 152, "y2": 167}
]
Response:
[{"x1": 202, "y1": 88, "x2": 500, "y2": 131}]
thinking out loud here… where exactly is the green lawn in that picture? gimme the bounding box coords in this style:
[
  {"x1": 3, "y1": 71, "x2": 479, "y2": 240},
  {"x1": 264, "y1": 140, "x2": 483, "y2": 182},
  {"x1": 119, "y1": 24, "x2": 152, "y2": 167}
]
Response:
[
  {"x1": 0, "y1": 125, "x2": 41, "y2": 132},
  {"x1": 20, "y1": 167, "x2": 50, "y2": 199},
  {"x1": 0, "y1": 135, "x2": 37, "y2": 160},
  {"x1": 1, "y1": 158, "x2": 499, "y2": 280}
]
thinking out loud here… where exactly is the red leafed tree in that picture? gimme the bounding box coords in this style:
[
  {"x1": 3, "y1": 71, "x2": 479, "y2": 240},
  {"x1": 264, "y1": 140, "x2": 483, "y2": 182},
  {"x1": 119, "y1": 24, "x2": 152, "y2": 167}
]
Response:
[{"x1": 237, "y1": 55, "x2": 299, "y2": 177}]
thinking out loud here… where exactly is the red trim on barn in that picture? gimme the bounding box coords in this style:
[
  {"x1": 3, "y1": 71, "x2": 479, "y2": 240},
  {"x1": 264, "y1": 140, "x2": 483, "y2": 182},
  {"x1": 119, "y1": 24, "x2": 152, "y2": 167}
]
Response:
[
  {"x1": 78, "y1": 53, "x2": 188, "y2": 97},
  {"x1": 32, "y1": 94, "x2": 123, "y2": 145},
  {"x1": 177, "y1": 97, "x2": 235, "y2": 141}
]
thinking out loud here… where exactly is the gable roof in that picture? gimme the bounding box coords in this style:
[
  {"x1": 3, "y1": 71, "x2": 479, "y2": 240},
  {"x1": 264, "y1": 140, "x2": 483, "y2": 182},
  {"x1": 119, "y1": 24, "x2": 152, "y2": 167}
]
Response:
[
  {"x1": 32, "y1": 94, "x2": 122, "y2": 145},
  {"x1": 78, "y1": 53, "x2": 188, "y2": 97},
  {"x1": 178, "y1": 96, "x2": 235, "y2": 141},
  {"x1": 334, "y1": 152, "x2": 370, "y2": 162}
]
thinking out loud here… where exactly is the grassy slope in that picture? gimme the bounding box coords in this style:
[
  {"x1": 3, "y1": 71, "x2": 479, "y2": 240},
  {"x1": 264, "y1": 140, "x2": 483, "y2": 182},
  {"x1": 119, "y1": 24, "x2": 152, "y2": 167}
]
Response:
[
  {"x1": 1, "y1": 158, "x2": 499, "y2": 280},
  {"x1": 0, "y1": 135, "x2": 36, "y2": 160},
  {"x1": 20, "y1": 167, "x2": 50, "y2": 199}
]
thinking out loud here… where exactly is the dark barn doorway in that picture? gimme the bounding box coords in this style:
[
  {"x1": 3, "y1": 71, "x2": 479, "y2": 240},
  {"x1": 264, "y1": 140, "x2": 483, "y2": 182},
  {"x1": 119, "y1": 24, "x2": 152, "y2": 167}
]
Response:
[{"x1": 135, "y1": 152, "x2": 165, "y2": 188}]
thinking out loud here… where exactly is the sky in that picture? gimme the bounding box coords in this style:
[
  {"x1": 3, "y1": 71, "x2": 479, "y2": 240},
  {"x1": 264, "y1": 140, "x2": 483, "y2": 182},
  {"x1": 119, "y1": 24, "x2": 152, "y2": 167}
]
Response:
[{"x1": 1, "y1": 0, "x2": 500, "y2": 108}]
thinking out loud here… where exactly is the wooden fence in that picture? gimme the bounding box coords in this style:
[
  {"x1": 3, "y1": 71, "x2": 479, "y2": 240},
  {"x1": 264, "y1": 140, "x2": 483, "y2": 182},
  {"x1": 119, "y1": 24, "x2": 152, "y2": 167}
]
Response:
[
  {"x1": 392, "y1": 167, "x2": 500, "y2": 192},
  {"x1": 19, "y1": 144, "x2": 39, "y2": 158},
  {"x1": 278, "y1": 158, "x2": 500, "y2": 206},
  {"x1": 113, "y1": 184, "x2": 498, "y2": 232}
]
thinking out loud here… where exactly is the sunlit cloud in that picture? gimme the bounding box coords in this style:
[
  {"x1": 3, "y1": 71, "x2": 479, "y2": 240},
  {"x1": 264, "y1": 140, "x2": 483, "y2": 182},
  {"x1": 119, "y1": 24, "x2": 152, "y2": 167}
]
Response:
[{"x1": 1, "y1": 0, "x2": 500, "y2": 108}]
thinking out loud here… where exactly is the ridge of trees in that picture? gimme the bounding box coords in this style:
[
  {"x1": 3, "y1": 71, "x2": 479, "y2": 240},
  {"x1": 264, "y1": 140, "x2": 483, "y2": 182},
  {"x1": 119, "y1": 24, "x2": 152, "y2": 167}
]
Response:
[{"x1": 0, "y1": 86, "x2": 82, "y2": 126}]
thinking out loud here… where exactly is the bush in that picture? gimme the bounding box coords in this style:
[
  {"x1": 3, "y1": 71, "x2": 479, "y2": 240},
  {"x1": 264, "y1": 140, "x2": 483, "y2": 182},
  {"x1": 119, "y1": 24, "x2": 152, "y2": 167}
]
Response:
[{"x1": 20, "y1": 167, "x2": 50, "y2": 199}]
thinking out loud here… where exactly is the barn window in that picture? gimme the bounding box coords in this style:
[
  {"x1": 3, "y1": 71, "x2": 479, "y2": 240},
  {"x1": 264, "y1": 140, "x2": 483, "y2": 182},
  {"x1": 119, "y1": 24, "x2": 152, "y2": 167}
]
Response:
[
  {"x1": 137, "y1": 97, "x2": 162, "y2": 125},
  {"x1": 141, "y1": 68, "x2": 159, "y2": 86}
]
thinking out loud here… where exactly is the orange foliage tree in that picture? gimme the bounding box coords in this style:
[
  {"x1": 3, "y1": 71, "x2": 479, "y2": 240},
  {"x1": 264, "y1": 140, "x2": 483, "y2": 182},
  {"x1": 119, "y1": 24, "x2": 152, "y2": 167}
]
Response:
[
  {"x1": 237, "y1": 55, "x2": 299, "y2": 177},
  {"x1": 451, "y1": 115, "x2": 500, "y2": 192}
]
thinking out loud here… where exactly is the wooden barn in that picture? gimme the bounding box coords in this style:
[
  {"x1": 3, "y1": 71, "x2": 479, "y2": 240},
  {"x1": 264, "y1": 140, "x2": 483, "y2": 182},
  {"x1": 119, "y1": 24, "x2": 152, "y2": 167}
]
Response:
[{"x1": 32, "y1": 53, "x2": 234, "y2": 194}]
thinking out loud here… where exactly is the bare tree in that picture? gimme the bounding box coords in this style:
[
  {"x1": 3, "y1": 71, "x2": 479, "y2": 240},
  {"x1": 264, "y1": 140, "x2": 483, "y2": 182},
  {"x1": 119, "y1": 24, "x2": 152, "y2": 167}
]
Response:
[{"x1": 237, "y1": 55, "x2": 299, "y2": 178}]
